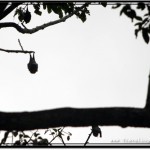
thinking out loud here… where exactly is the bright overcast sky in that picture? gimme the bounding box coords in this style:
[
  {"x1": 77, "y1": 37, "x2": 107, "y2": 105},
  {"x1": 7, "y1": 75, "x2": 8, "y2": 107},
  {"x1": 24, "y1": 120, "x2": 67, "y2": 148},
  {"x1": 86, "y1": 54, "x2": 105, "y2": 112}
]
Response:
[{"x1": 0, "y1": 4, "x2": 150, "y2": 144}]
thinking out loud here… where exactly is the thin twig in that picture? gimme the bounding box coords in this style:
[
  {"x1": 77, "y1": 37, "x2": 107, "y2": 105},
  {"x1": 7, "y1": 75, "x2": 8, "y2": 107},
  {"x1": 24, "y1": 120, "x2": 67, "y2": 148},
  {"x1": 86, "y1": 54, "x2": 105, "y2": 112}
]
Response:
[
  {"x1": 84, "y1": 131, "x2": 92, "y2": 146},
  {"x1": 59, "y1": 127, "x2": 66, "y2": 146},
  {"x1": 27, "y1": 129, "x2": 38, "y2": 143},
  {"x1": 18, "y1": 39, "x2": 24, "y2": 51},
  {"x1": 21, "y1": 23, "x2": 28, "y2": 30},
  {"x1": 49, "y1": 134, "x2": 59, "y2": 144},
  {"x1": 0, "y1": 48, "x2": 34, "y2": 54},
  {"x1": 59, "y1": 135, "x2": 66, "y2": 146}
]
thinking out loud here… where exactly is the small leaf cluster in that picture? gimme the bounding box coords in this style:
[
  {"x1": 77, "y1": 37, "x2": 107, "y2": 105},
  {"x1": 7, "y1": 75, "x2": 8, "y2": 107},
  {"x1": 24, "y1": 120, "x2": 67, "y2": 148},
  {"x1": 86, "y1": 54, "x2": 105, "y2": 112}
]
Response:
[
  {"x1": 120, "y1": 4, "x2": 142, "y2": 22},
  {"x1": 46, "y1": 127, "x2": 72, "y2": 143},
  {"x1": 112, "y1": 2, "x2": 150, "y2": 44},
  {"x1": 74, "y1": 5, "x2": 90, "y2": 22},
  {"x1": 14, "y1": 2, "x2": 90, "y2": 24},
  {"x1": 0, "y1": 130, "x2": 32, "y2": 146},
  {"x1": 42, "y1": 2, "x2": 90, "y2": 22},
  {"x1": 43, "y1": 3, "x2": 74, "y2": 18},
  {"x1": 134, "y1": 3, "x2": 150, "y2": 44},
  {"x1": 14, "y1": 5, "x2": 31, "y2": 24},
  {"x1": 33, "y1": 3, "x2": 42, "y2": 16},
  {"x1": 0, "y1": 128, "x2": 72, "y2": 146}
]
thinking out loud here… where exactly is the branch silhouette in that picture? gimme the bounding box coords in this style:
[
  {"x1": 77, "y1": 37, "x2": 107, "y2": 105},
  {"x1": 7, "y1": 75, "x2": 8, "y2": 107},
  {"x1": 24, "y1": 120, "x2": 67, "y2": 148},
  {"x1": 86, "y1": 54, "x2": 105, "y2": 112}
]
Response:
[
  {"x1": 0, "y1": 48, "x2": 34, "y2": 54},
  {"x1": 0, "y1": 107, "x2": 149, "y2": 131},
  {"x1": 0, "y1": 74, "x2": 149, "y2": 131},
  {"x1": 0, "y1": 2, "x2": 90, "y2": 34},
  {"x1": 0, "y1": 39, "x2": 34, "y2": 54}
]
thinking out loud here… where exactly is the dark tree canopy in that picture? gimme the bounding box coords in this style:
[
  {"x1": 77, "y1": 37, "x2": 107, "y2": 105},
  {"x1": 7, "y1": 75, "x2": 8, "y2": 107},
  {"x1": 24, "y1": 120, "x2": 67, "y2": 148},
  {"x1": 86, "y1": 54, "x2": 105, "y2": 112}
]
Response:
[
  {"x1": 0, "y1": 2, "x2": 150, "y2": 43},
  {"x1": 0, "y1": 2, "x2": 91, "y2": 33}
]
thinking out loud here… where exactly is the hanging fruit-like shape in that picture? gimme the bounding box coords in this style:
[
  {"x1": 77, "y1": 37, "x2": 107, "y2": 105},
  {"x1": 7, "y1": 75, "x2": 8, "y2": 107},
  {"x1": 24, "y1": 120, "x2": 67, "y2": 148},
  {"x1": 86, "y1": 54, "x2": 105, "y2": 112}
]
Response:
[
  {"x1": 27, "y1": 53, "x2": 38, "y2": 74},
  {"x1": 92, "y1": 126, "x2": 102, "y2": 137}
]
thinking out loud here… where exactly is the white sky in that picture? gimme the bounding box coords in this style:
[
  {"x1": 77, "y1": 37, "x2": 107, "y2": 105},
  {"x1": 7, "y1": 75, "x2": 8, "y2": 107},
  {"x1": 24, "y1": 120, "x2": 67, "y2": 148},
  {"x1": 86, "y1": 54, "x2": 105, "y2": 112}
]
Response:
[{"x1": 1, "y1": 4, "x2": 150, "y2": 144}]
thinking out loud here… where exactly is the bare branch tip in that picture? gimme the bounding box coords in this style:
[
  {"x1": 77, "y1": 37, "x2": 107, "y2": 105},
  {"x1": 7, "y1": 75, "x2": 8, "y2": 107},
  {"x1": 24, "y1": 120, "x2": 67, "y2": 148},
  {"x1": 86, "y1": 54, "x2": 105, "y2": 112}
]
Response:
[{"x1": 18, "y1": 39, "x2": 24, "y2": 51}]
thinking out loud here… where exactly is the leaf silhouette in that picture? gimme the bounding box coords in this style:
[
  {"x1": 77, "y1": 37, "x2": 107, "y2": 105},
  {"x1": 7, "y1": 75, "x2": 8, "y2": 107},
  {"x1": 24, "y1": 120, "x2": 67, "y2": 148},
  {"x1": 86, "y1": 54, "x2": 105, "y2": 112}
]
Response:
[
  {"x1": 135, "y1": 29, "x2": 141, "y2": 38},
  {"x1": 137, "y1": 2, "x2": 145, "y2": 10},
  {"x1": 101, "y1": 2, "x2": 107, "y2": 7},
  {"x1": 142, "y1": 28, "x2": 149, "y2": 44}
]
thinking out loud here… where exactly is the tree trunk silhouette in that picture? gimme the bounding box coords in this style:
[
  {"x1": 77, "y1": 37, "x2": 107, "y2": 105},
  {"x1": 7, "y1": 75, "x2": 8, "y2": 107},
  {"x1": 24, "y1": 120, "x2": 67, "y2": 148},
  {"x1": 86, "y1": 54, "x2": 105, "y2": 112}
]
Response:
[
  {"x1": 145, "y1": 74, "x2": 150, "y2": 110},
  {"x1": 0, "y1": 74, "x2": 150, "y2": 131}
]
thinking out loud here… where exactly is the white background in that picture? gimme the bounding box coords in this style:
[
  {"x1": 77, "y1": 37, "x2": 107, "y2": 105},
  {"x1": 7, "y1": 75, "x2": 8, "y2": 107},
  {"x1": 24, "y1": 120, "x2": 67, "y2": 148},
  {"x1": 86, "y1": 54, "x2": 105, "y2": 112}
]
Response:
[{"x1": 0, "y1": 4, "x2": 150, "y2": 144}]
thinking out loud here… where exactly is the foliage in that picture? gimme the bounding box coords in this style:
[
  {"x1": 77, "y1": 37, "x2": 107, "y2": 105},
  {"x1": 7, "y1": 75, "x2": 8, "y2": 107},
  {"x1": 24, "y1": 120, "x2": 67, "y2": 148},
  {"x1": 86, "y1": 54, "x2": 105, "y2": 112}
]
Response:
[
  {"x1": 0, "y1": 126, "x2": 101, "y2": 146},
  {"x1": 112, "y1": 2, "x2": 150, "y2": 44},
  {"x1": 1, "y1": 2, "x2": 150, "y2": 43},
  {"x1": 14, "y1": 2, "x2": 91, "y2": 23},
  {"x1": 0, "y1": 1, "x2": 150, "y2": 146},
  {"x1": 0, "y1": 128, "x2": 70, "y2": 146}
]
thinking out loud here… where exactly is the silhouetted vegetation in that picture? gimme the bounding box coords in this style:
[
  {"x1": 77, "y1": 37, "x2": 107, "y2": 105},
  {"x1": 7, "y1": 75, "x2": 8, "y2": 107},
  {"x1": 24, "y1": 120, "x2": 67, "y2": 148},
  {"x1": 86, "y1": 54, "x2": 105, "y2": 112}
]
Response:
[{"x1": 0, "y1": 2, "x2": 150, "y2": 146}]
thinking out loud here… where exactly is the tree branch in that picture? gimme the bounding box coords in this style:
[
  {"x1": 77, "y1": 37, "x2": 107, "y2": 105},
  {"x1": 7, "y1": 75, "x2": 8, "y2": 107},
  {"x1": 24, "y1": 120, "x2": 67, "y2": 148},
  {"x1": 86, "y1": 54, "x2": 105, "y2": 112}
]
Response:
[
  {"x1": 0, "y1": 72, "x2": 149, "y2": 131},
  {"x1": 0, "y1": 107, "x2": 149, "y2": 131},
  {"x1": 0, "y1": 48, "x2": 34, "y2": 54},
  {"x1": 0, "y1": 2, "x2": 90, "y2": 34}
]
